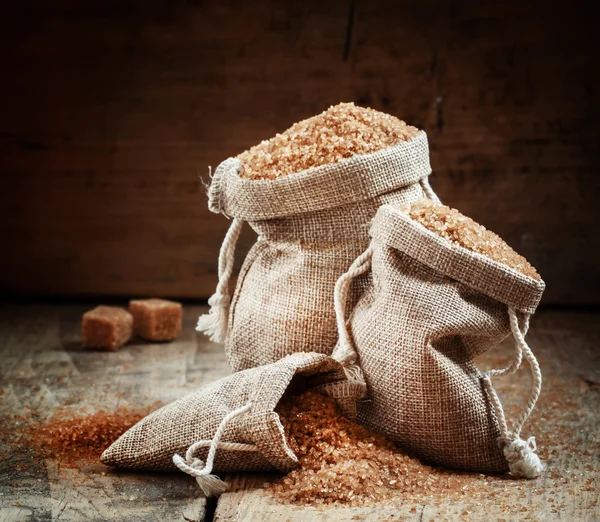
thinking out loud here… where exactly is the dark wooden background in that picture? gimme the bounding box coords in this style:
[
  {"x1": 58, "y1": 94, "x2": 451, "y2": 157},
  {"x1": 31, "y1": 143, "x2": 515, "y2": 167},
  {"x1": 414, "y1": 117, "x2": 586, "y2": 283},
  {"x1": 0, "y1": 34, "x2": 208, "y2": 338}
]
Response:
[{"x1": 1, "y1": 1, "x2": 598, "y2": 305}]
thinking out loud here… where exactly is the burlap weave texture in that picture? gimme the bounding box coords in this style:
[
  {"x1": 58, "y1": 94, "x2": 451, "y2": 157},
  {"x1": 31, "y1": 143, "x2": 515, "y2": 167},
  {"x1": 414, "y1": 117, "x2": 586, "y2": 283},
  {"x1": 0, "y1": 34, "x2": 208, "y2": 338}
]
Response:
[
  {"x1": 101, "y1": 353, "x2": 347, "y2": 473},
  {"x1": 345, "y1": 205, "x2": 545, "y2": 473},
  {"x1": 209, "y1": 132, "x2": 435, "y2": 371}
]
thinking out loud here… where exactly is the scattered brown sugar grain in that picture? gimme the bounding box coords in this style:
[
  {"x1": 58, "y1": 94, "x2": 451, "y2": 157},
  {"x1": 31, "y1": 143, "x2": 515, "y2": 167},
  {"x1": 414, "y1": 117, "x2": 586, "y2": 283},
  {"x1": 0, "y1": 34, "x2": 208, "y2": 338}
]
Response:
[
  {"x1": 402, "y1": 200, "x2": 541, "y2": 280},
  {"x1": 237, "y1": 102, "x2": 420, "y2": 180},
  {"x1": 268, "y1": 391, "x2": 436, "y2": 506},
  {"x1": 5, "y1": 406, "x2": 153, "y2": 468}
]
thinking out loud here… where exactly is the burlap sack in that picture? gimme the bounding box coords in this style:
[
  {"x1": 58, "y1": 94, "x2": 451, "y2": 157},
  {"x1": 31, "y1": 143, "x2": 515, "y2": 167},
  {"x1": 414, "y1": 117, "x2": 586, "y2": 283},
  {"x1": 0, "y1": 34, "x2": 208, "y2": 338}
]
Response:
[
  {"x1": 329, "y1": 204, "x2": 546, "y2": 478},
  {"x1": 197, "y1": 132, "x2": 439, "y2": 372},
  {"x1": 101, "y1": 352, "x2": 346, "y2": 496}
]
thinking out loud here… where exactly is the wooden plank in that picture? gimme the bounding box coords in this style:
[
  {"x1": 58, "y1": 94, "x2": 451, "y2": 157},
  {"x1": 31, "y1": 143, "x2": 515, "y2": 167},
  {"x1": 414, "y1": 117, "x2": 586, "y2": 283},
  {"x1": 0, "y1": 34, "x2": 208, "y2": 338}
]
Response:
[
  {"x1": 214, "y1": 310, "x2": 600, "y2": 521},
  {"x1": 0, "y1": 1, "x2": 598, "y2": 304},
  {"x1": 1, "y1": 307, "x2": 598, "y2": 520},
  {"x1": 0, "y1": 304, "x2": 231, "y2": 522}
]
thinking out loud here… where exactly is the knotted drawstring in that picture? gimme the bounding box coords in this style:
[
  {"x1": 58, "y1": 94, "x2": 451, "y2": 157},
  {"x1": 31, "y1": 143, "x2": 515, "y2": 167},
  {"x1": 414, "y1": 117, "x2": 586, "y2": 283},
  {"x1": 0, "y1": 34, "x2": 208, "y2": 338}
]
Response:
[
  {"x1": 330, "y1": 246, "x2": 374, "y2": 389},
  {"x1": 172, "y1": 402, "x2": 256, "y2": 497},
  {"x1": 483, "y1": 308, "x2": 544, "y2": 479},
  {"x1": 197, "y1": 218, "x2": 244, "y2": 343},
  {"x1": 419, "y1": 176, "x2": 441, "y2": 203}
]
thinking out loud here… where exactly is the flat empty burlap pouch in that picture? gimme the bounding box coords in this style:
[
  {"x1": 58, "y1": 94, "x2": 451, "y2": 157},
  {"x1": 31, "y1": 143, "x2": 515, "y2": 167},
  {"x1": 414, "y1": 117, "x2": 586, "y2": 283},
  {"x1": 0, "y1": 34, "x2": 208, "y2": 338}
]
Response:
[
  {"x1": 329, "y1": 203, "x2": 546, "y2": 478},
  {"x1": 197, "y1": 131, "x2": 439, "y2": 372},
  {"x1": 101, "y1": 352, "x2": 347, "y2": 496}
]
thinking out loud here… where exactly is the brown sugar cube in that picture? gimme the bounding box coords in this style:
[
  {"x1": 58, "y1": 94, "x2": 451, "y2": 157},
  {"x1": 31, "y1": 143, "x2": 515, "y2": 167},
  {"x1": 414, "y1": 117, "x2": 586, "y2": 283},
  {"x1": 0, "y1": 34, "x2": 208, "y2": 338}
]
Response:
[
  {"x1": 129, "y1": 298, "x2": 182, "y2": 341},
  {"x1": 82, "y1": 306, "x2": 133, "y2": 351}
]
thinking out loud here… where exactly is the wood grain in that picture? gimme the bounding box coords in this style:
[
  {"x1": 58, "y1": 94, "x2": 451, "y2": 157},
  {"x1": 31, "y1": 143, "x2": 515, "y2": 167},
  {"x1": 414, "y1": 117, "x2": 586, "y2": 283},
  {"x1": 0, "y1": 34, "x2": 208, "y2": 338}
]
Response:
[
  {"x1": 0, "y1": 304, "x2": 232, "y2": 522},
  {"x1": 0, "y1": 1, "x2": 598, "y2": 303},
  {"x1": 0, "y1": 307, "x2": 598, "y2": 520}
]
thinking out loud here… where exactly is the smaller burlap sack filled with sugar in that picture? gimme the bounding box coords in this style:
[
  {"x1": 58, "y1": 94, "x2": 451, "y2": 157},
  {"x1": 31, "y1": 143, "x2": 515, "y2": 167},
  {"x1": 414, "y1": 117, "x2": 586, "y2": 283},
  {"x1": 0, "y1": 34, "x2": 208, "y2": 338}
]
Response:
[
  {"x1": 101, "y1": 352, "x2": 347, "y2": 496},
  {"x1": 196, "y1": 104, "x2": 439, "y2": 372},
  {"x1": 329, "y1": 201, "x2": 546, "y2": 478}
]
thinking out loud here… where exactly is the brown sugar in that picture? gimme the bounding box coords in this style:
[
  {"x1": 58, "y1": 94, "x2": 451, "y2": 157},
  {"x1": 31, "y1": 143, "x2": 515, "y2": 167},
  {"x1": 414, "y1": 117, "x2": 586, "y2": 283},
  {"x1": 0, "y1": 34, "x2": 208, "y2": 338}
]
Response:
[
  {"x1": 82, "y1": 306, "x2": 133, "y2": 350},
  {"x1": 129, "y1": 298, "x2": 182, "y2": 342},
  {"x1": 402, "y1": 200, "x2": 541, "y2": 280},
  {"x1": 32, "y1": 408, "x2": 148, "y2": 467},
  {"x1": 237, "y1": 102, "x2": 420, "y2": 180},
  {"x1": 268, "y1": 391, "x2": 437, "y2": 506},
  {"x1": 4, "y1": 406, "x2": 153, "y2": 469}
]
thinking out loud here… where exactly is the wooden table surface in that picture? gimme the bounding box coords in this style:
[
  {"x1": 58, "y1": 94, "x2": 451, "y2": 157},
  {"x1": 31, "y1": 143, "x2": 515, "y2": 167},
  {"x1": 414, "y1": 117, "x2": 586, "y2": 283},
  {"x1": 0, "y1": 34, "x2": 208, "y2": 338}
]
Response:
[{"x1": 0, "y1": 304, "x2": 598, "y2": 522}]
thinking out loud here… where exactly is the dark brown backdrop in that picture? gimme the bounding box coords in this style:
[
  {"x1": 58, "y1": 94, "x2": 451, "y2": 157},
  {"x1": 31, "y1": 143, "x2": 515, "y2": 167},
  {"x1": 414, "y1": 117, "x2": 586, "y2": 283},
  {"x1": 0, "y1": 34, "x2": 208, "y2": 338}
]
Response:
[{"x1": 1, "y1": 1, "x2": 598, "y2": 304}]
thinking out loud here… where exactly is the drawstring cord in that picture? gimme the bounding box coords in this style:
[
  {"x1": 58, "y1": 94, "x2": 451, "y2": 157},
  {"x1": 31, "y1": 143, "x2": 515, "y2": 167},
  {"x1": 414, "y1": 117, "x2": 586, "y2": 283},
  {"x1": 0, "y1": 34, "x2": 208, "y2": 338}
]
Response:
[
  {"x1": 197, "y1": 218, "x2": 244, "y2": 343},
  {"x1": 330, "y1": 246, "x2": 374, "y2": 389},
  {"x1": 420, "y1": 176, "x2": 441, "y2": 203},
  {"x1": 173, "y1": 402, "x2": 256, "y2": 496},
  {"x1": 483, "y1": 308, "x2": 544, "y2": 479}
]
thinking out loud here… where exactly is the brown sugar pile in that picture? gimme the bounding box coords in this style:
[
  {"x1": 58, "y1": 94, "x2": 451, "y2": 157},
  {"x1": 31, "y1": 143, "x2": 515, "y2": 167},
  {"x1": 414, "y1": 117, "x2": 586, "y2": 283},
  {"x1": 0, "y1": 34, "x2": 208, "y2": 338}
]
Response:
[
  {"x1": 403, "y1": 200, "x2": 540, "y2": 280},
  {"x1": 238, "y1": 102, "x2": 419, "y2": 180},
  {"x1": 7, "y1": 406, "x2": 152, "y2": 468},
  {"x1": 268, "y1": 391, "x2": 435, "y2": 506}
]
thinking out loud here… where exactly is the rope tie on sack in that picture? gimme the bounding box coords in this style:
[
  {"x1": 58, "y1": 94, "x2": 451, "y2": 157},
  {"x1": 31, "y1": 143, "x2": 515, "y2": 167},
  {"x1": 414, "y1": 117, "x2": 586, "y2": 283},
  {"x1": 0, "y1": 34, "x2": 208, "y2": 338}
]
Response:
[
  {"x1": 331, "y1": 246, "x2": 374, "y2": 387},
  {"x1": 420, "y1": 176, "x2": 441, "y2": 203},
  {"x1": 173, "y1": 402, "x2": 256, "y2": 497},
  {"x1": 482, "y1": 308, "x2": 544, "y2": 479},
  {"x1": 197, "y1": 218, "x2": 244, "y2": 343}
]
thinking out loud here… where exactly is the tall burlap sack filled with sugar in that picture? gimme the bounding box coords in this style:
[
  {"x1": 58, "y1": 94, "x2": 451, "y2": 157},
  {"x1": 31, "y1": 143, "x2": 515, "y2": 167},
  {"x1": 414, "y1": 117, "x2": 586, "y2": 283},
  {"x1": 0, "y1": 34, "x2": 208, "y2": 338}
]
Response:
[
  {"x1": 101, "y1": 352, "x2": 347, "y2": 496},
  {"x1": 330, "y1": 203, "x2": 546, "y2": 477},
  {"x1": 198, "y1": 131, "x2": 438, "y2": 372}
]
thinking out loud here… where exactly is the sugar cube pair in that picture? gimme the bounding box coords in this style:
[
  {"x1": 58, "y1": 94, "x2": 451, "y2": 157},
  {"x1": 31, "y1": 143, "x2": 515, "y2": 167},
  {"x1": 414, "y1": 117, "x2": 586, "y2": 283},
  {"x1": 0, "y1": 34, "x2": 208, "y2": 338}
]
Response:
[{"x1": 82, "y1": 299, "x2": 182, "y2": 350}]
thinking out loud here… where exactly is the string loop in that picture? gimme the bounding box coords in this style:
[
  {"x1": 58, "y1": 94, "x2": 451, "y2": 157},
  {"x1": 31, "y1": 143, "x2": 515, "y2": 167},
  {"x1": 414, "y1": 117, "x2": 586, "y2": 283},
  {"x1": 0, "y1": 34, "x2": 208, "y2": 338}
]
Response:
[
  {"x1": 483, "y1": 308, "x2": 544, "y2": 479},
  {"x1": 197, "y1": 218, "x2": 244, "y2": 343},
  {"x1": 173, "y1": 402, "x2": 256, "y2": 496}
]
